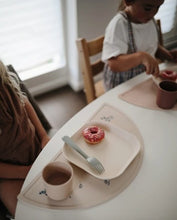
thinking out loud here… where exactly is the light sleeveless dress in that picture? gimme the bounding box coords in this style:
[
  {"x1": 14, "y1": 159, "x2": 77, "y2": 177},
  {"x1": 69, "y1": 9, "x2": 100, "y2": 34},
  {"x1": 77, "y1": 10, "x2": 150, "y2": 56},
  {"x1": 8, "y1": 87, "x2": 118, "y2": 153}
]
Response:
[{"x1": 103, "y1": 12, "x2": 156, "y2": 91}]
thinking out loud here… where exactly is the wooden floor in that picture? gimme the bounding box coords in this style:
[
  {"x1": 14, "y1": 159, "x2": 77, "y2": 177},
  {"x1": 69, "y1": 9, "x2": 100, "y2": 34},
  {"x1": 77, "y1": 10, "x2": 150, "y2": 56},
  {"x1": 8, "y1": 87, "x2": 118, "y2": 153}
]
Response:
[{"x1": 35, "y1": 85, "x2": 87, "y2": 130}]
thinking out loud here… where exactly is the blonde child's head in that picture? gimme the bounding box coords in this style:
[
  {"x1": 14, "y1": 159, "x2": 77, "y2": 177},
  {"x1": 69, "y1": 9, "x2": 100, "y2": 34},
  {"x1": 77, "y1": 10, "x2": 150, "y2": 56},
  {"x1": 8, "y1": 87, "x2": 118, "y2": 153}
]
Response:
[
  {"x1": 118, "y1": 0, "x2": 164, "y2": 23},
  {"x1": 0, "y1": 60, "x2": 25, "y2": 103}
]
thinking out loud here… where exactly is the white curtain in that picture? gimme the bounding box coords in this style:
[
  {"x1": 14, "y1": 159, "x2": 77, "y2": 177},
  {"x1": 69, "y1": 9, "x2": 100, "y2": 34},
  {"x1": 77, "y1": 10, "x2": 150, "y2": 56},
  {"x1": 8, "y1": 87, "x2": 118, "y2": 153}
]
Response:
[{"x1": 0, "y1": 0, "x2": 65, "y2": 72}]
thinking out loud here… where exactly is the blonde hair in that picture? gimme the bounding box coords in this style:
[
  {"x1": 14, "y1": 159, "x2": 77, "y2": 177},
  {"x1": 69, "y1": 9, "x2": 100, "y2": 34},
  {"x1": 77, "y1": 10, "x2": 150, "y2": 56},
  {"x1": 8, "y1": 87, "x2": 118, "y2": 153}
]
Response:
[{"x1": 0, "y1": 60, "x2": 25, "y2": 104}]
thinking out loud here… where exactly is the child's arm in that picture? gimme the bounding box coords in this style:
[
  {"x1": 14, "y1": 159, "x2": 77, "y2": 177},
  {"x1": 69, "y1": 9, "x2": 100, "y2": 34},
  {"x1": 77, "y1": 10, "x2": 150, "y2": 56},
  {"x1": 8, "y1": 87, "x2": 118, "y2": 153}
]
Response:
[
  {"x1": 170, "y1": 50, "x2": 177, "y2": 62},
  {"x1": 155, "y1": 45, "x2": 174, "y2": 61},
  {"x1": 0, "y1": 162, "x2": 31, "y2": 179},
  {"x1": 108, "y1": 51, "x2": 159, "y2": 75},
  {"x1": 24, "y1": 98, "x2": 50, "y2": 149}
]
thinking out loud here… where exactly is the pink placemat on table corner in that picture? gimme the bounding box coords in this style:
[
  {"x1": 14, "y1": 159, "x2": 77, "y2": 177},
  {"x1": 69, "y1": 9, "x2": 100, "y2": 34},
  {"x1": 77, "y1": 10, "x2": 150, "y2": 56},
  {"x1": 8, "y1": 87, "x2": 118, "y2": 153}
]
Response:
[
  {"x1": 119, "y1": 78, "x2": 177, "y2": 110},
  {"x1": 18, "y1": 104, "x2": 144, "y2": 210}
]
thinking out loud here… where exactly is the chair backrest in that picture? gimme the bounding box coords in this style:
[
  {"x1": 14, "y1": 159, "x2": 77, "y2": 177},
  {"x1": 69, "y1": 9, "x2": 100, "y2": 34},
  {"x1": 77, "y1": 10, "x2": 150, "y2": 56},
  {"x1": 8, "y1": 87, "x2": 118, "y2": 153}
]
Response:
[
  {"x1": 76, "y1": 36, "x2": 105, "y2": 103},
  {"x1": 156, "y1": 19, "x2": 163, "y2": 46},
  {"x1": 155, "y1": 19, "x2": 164, "y2": 63},
  {"x1": 7, "y1": 65, "x2": 52, "y2": 132}
]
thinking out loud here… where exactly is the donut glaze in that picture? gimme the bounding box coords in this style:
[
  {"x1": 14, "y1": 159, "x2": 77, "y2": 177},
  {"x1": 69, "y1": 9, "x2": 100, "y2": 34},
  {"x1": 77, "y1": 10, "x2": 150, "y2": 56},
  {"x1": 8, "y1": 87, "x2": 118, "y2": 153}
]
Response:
[{"x1": 82, "y1": 126, "x2": 105, "y2": 144}]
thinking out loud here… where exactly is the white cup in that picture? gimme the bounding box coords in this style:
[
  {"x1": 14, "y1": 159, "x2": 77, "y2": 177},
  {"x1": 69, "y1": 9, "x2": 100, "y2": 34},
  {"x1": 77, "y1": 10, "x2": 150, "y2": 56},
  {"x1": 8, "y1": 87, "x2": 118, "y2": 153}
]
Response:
[{"x1": 42, "y1": 161, "x2": 73, "y2": 200}]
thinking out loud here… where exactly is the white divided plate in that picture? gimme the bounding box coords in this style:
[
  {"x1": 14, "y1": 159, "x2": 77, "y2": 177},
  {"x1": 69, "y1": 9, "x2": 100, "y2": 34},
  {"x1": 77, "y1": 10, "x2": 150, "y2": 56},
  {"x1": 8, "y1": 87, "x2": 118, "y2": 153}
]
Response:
[{"x1": 62, "y1": 121, "x2": 141, "y2": 180}]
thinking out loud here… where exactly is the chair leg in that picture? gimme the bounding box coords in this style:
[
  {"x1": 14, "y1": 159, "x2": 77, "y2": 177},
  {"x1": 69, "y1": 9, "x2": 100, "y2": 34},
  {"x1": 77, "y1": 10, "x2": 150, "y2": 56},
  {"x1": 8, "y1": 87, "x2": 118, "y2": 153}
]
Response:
[{"x1": 0, "y1": 201, "x2": 14, "y2": 220}]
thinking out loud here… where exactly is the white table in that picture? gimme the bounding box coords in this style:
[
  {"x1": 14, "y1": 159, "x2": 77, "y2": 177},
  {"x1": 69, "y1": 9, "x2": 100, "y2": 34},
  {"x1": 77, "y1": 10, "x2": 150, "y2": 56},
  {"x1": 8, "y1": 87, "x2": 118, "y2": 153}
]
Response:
[{"x1": 15, "y1": 63, "x2": 177, "y2": 220}]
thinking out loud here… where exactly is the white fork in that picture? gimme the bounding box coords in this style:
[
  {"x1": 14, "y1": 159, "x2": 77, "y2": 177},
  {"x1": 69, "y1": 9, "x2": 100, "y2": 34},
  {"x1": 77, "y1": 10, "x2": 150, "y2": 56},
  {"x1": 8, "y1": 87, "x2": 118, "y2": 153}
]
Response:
[{"x1": 62, "y1": 136, "x2": 105, "y2": 174}]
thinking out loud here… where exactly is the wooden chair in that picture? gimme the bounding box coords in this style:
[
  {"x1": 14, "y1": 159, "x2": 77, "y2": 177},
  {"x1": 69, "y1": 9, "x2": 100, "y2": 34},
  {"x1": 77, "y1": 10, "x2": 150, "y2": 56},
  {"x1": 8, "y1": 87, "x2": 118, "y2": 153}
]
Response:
[
  {"x1": 156, "y1": 19, "x2": 165, "y2": 64},
  {"x1": 156, "y1": 19, "x2": 163, "y2": 47},
  {"x1": 76, "y1": 20, "x2": 163, "y2": 104},
  {"x1": 76, "y1": 36, "x2": 105, "y2": 104}
]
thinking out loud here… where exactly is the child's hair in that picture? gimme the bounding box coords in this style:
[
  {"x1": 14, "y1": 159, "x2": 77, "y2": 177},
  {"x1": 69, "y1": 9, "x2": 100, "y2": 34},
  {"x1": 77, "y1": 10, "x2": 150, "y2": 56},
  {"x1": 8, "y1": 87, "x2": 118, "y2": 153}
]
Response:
[
  {"x1": 0, "y1": 60, "x2": 25, "y2": 103},
  {"x1": 118, "y1": 0, "x2": 135, "y2": 11}
]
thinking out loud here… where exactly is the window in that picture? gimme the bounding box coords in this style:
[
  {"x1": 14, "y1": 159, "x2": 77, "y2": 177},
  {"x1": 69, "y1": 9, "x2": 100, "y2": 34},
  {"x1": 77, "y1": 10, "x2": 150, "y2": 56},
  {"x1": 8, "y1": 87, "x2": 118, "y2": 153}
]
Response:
[
  {"x1": 155, "y1": 0, "x2": 177, "y2": 48},
  {"x1": 0, "y1": 0, "x2": 65, "y2": 80}
]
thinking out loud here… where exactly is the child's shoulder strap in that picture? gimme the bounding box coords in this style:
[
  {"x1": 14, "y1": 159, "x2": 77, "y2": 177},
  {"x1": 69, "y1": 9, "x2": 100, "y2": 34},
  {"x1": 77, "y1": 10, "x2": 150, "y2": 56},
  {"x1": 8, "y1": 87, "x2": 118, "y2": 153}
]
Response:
[{"x1": 119, "y1": 11, "x2": 128, "y2": 20}]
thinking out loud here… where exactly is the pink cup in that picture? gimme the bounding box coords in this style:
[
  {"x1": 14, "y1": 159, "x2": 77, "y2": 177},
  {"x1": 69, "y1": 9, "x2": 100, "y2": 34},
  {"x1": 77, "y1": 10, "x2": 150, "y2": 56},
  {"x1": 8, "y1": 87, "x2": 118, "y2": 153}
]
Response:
[
  {"x1": 42, "y1": 161, "x2": 73, "y2": 200},
  {"x1": 156, "y1": 80, "x2": 177, "y2": 109}
]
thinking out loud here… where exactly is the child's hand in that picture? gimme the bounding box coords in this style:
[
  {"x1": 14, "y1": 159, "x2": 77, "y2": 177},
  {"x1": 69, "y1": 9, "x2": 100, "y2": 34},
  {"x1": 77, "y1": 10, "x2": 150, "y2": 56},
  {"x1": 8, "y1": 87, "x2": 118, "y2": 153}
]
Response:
[
  {"x1": 156, "y1": 45, "x2": 175, "y2": 62},
  {"x1": 170, "y1": 50, "x2": 177, "y2": 62},
  {"x1": 141, "y1": 52, "x2": 159, "y2": 76}
]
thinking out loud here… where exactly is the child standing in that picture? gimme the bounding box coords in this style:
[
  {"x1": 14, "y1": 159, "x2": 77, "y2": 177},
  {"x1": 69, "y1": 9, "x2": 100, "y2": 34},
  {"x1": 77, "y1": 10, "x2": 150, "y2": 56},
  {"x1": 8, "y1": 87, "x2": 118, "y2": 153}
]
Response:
[
  {"x1": 102, "y1": 0, "x2": 177, "y2": 90},
  {"x1": 0, "y1": 61, "x2": 50, "y2": 217}
]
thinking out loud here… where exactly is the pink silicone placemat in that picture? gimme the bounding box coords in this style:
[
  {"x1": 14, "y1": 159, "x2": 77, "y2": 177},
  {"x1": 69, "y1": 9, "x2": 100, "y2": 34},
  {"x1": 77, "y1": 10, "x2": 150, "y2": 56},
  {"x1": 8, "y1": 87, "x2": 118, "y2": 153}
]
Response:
[
  {"x1": 18, "y1": 104, "x2": 144, "y2": 210},
  {"x1": 119, "y1": 78, "x2": 177, "y2": 110}
]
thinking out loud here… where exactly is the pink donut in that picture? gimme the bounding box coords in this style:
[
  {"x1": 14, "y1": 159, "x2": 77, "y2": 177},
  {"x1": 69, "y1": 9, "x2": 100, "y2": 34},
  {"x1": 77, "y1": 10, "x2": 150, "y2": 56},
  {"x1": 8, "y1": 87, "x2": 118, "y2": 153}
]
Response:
[{"x1": 82, "y1": 126, "x2": 105, "y2": 144}]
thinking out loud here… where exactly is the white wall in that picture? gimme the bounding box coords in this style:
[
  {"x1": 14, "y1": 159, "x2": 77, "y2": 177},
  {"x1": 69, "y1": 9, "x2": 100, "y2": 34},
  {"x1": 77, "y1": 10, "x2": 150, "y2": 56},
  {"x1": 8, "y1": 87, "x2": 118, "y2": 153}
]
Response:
[
  {"x1": 77, "y1": 0, "x2": 118, "y2": 39},
  {"x1": 68, "y1": 0, "x2": 119, "y2": 91}
]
